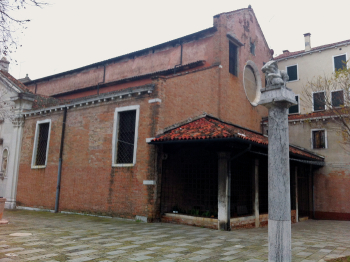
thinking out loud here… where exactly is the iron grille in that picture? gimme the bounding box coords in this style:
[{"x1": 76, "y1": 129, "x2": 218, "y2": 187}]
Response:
[
  {"x1": 35, "y1": 123, "x2": 50, "y2": 165},
  {"x1": 231, "y1": 157, "x2": 254, "y2": 217},
  {"x1": 116, "y1": 110, "x2": 136, "y2": 164},
  {"x1": 161, "y1": 147, "x2": 218, "y2": 217}
]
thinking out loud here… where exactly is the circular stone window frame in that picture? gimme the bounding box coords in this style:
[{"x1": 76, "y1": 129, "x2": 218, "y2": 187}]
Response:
[{"x1": 243, "y1": 60, "x2": 262, "y2": 107}]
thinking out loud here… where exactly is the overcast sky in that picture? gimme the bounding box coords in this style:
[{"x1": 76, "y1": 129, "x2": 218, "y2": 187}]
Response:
[{"x1": 7, "y1": 0, "x2": 350, "y2": 80}]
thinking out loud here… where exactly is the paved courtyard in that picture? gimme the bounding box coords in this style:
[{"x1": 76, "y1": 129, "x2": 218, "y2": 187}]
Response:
[{"x1": 0, "y1": 210, "x2": 350, "y2": 262}]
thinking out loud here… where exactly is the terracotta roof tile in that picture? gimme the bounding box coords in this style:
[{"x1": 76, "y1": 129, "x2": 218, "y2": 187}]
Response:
[
  {"x1": 152, "y1": 116, "x2": 323, "y2": 161},
  {"x1": 274, "y1": 39, "x2": 350, "y2": 60},
  {"x1": 288, "y1": 110, "x2": 346, "y2": 121},
  {"x1": 0, "y1": 70, "x2": 32, "y2": 93}
]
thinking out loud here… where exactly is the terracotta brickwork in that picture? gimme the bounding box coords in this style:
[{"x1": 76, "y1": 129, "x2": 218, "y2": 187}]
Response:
[
  {"x1": 17, "y1": 93, "x2": 160, "y2": 219},
  {"x1": 17, "y1": 8, "x2": 273, "y2": 220},
  {"x1": 314, "y1": 168, "x2": 350, "y2": 220}
]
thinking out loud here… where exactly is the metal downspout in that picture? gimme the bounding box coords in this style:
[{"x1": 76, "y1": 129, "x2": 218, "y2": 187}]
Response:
[{"x1": 55, "y1": 107, "x2": 67, "y2": 213}]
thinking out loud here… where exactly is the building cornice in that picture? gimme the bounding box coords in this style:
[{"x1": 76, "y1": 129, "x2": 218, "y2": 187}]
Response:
[{"x1": 23, "y1": 84, "x2": 155, "y2": 117}]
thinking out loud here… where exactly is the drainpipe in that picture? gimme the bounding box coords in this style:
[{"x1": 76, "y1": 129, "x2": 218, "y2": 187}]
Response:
[
  {"x1": 173, "y1": 41, "x2": 183, "y2": 74},
  {"x1": 54, "y1": 107, "x2": 67, "y2": 213},
  {"x1": 97, "y1": 65, "x2": 106, "y2": 95}
]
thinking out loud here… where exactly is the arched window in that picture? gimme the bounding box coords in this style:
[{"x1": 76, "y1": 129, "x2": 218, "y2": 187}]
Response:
[{"x1": 2, "y1": 149, "x2": 8, "y2": 176}]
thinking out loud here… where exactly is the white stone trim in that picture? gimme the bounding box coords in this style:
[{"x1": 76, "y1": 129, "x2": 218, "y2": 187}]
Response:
[
  {"x1": 332, "y1": 53, "x2": 348, "y2": 72},
  {"x1": 311, "y1": 128, "x2": 327, "y2": 149},
  {"x1": 31, "y1": 119, "x2": 51, "y2": 169},
  {"x1": 146, "y1": 137, "x2": 155, "y2": 143},
  {"x1": 285, "y1": 64, "x2": 299, "y2": 82},
  {"x1": 112, "y1": 105, "x2": 140, "y2": 167},
  {"x1": 148, "y1": 98, "x2": 161, "y2": 103},
  {"x1": 143, "y1": 180, "x2": 156, "y2": 185},
  {"x1": 243, "y1": 60, "x2": 262, "y2": 107},
  {"x1": 135, "y1": 215, "x2": 147, "y2": 222}
]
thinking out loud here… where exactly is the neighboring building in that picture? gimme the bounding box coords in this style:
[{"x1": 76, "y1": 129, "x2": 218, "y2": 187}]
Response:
[
  {"x1": 0, "y1": 58, "x2": 35, "y2": 209},
  {"x1": 272, "y1": 34, "x2": 350, "y2": 220},
  {"x1": 15, "y1": 7, "x2": 323, "y2": 230}
]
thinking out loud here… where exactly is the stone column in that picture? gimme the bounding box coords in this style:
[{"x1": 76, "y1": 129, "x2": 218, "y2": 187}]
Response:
[
  {"x1": 217, "y1": 152, "x2": 231, "y2": 231},
  {"x1": 259, "y1": 61, "x2": 297, "y2": 262},
  {"x1": 254, "y1": 159, "x2": 260, "y2": 228}
]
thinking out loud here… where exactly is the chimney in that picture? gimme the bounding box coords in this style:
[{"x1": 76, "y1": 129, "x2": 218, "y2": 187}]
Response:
[
  {"x1": 0, "y1": 57, "x2": 9, "y2": 72},
  {"x1": 283, "y1": 50, "x2": 289, "y2": 54},
  {"x1": 304, "y1": 33, "x2": 311, "y2": 52}
]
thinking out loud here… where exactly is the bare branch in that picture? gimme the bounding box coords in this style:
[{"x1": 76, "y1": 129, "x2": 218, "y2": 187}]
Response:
[
  {"x1": 302, "y1": 64, "x2": 350, "y2": 152},
  {"x1": 0, "y1": 0, "x2": 47, "y2": 57}
]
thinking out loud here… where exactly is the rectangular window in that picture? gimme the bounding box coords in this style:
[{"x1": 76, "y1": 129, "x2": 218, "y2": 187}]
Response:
[
  {"x1": 289, "y1": 95, "x2": 299, "y2": 114},
  {"x1": 31, "y1": 119, "x2": 51, "y2": 168},
  {"x1": 334, "y1": 54, "x2": 347, "y2": 71},
  {"x1": 312, "y1": 130, "x2": 326, "y2": 149},
  {"x1": 250, "y1": 40, "x2": 255, "y2": 56},
  {"x1": 331, "y1": 90, "x2": 344, "y2": 107},
  {"x1": 286, "y1": 65, "x2": 298, "y2": 81},
  {"x1": 313, "y1": 91, "x2": 325, "y2": 111},
  {"x1": 229, "y1": 42, "x2": 238, "y2": 76},
  {"x1": 112, "y1": 105, "x2": 140, "y2": 167}
]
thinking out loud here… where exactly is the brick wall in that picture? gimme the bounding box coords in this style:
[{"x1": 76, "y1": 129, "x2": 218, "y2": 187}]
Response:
[
  {"x1": 17, "y1": 92, "x2": 159, "y2": 219},
  {"x1": 17, "y1": 8, "x2": 273, "y2": 220}
]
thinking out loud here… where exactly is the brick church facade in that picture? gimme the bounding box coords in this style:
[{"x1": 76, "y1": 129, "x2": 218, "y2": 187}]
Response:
[{"x1": 14, "y1": 7, "x2": 324, "y2": 229}]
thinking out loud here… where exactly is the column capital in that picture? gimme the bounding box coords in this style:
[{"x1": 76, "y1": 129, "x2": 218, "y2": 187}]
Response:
[
  {"x1": 258, "y1": 86, "x2": 297, "y2": 109},
  {"x1": 12, "y1": 115, "x2": 24, "y2": 128}
]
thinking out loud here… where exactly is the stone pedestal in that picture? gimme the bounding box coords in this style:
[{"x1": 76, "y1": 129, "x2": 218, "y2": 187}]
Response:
[
  {"x1": 217, "y1": 152, "x2": 231, "y2": 231},
  {"x1": 259, "y1": 85, "x2": 297, "y2": 262}
]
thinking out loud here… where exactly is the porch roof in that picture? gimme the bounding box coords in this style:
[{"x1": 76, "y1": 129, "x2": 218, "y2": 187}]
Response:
[{"x1": 149, "y1": 115, "x2": 324, "y2": 162}]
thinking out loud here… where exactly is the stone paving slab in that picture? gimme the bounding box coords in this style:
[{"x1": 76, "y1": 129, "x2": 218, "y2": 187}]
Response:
[{"x1": 0, "y1": 210, "x2": 350, "y2": 261}]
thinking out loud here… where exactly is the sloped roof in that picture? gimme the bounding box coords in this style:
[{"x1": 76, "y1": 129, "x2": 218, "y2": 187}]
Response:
[
  {"x1": 274, "y1": 39, "x2": 350, "y2": 60},
  {"x1": 0, "y1": 70, "x2": 66, "y2": 110},
  {"x1": 288, "y1": 110, "x2": 337, "y2": 121},
  {"x1": 150, "y1": 115, "x2": 323, "y2": 161},
  {"x1": 0, "y1": 70, "x2": 32, "y2": 93}
]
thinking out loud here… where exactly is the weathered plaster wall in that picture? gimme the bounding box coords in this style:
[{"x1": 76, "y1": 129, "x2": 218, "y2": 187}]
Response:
[
  {"x1": 277, "y1": 45, "x2": 350, "y2": 115},
  {"x1": 289, "y1": 120, "x2": 350, "y2": 219}
]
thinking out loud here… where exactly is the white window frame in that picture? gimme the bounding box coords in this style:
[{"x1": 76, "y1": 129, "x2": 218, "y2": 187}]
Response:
[
  {"x1": 333, "y1": 53, "x2": 348, "y2": 72},
  {"x1": 286, "y1": 64, "x2": 299, "y2": 82},
  {"x1": 312, "y1": 91, "x2": 326, "y2": 112},
  {"x1": 311, "y1": 129, "x2": 327, "y2": 149},
  {"x1": 112, "y1": 105, "x2": 140, "y2": 167},
  {"x1": 31, "y1": 119, "x2": 52, "y2": 169},
  {"x1": 289, "y1": 94, "x2": 300, "y2": 115},
  {"x1": 331, "y1": 89, "x2": 344, "y2": 107}
]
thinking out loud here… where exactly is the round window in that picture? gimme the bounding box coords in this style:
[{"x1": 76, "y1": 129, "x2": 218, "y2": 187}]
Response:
[{"x1": 243, "y1": 61, "x2": 261, "y2": 106}]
